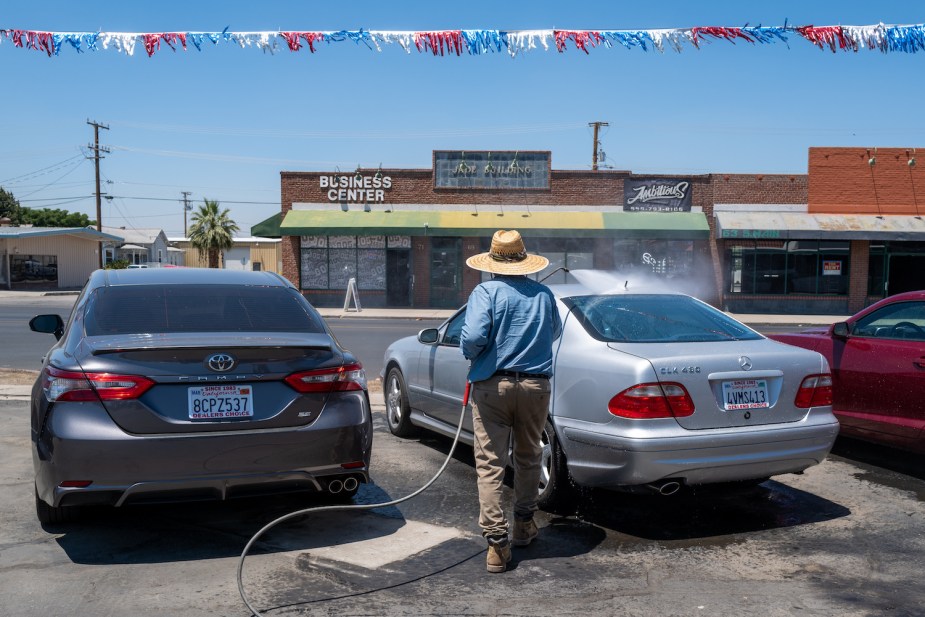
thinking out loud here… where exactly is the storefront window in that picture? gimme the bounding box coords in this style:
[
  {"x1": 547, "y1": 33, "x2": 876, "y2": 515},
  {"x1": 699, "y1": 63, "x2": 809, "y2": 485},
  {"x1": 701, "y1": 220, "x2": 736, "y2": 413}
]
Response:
[
  {"x1": 868, "y1": 243, "x2": 886, "y2": 296},
  {"x1": 725, "y1": 240, "x2": 850, "y2": 296},
  {"x1": 867, "y1": 241, "x2": 925, "y2": 296},
  {"x1": 299, "y1": 235, "x2": 396, "y2": 291},
  {"x1": 613, "y1": 239, "x2": 694, "y2": 279}
]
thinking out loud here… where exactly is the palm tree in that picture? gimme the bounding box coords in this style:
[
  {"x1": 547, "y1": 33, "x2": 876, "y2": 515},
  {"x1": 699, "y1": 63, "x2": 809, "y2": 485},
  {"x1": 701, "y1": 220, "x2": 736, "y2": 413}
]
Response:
[{"x1": 188, "y1": 199, "x2": 239, "y2": 268}]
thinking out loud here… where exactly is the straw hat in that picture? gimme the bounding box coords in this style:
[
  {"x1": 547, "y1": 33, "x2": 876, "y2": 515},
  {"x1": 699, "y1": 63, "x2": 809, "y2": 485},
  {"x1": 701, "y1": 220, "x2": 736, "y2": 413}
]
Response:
[{"x1": 465, "y1": 230, "x2": 549, "y2": 275}]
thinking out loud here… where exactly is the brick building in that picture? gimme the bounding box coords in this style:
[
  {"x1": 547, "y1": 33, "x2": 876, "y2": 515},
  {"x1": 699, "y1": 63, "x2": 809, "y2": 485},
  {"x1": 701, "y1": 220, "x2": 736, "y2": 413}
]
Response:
[
  {"x1": 716, "y1": 147, "x2": 925, "y2": 314},
  {"x1": 260, "y1": 147, "x2": 925, "y2": 313}
]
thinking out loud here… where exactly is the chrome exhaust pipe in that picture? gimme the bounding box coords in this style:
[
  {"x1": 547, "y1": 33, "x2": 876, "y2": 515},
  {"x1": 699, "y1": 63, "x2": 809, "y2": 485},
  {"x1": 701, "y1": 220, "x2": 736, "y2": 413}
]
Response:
[
  {"x1": 327, "y1": 479, "x2": 344, "y2": 494},
  {"x1": 652, "y1": 480, "x2": 681, "y2": 496},
  {"x1": 343, "y1": 477, "x2": 359, "y2": 492}
]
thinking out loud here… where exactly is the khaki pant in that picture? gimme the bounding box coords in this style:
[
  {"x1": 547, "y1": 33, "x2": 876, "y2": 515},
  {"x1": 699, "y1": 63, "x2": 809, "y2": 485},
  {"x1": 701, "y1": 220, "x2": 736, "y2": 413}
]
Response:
[{"x1": 471, "y1": 375, "x2": 551, "y2": 539}]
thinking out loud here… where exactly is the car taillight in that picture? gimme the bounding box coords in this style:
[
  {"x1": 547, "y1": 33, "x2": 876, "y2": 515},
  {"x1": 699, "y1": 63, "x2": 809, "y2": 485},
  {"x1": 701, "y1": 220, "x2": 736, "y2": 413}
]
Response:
[
  {"x1": 794, "y1": 374, "x2": 833, "y2": 408},
  {"x1": 41, "y1": 366, "x2": 155, "y2": 402},
  {"x1": 285, "y1": 363, "x2": 367, "y2": 393},
  {"x1": 608, "y1": 382, "x2": 695, "y2": 419}
]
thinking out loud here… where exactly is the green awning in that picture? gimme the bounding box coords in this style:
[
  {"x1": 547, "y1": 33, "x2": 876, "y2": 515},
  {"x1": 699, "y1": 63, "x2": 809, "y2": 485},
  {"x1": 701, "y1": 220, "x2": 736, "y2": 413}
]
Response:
[
  {"x1": 251, "y1": 212, "x2": 283, "y2": 238},
  {"x1": 279, "y1": 209, "x2": 709, "y2": 239}
]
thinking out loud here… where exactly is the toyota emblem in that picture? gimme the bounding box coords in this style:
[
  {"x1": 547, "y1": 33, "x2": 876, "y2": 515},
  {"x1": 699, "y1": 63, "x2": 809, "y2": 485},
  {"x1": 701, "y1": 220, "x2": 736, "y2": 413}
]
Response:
[
  {"x1": 739, "y1": 355, "x2": 753, "y2": 371},
  {"x1": 207, "y1": 353, "x2": 236, "y2": 372}
]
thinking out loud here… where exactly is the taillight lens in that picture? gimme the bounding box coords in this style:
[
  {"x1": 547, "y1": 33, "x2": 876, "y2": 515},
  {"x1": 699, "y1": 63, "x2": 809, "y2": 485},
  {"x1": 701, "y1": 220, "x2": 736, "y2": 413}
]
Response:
[
  {"x1": 285, "y1": 363, "x2": 367, "y2": 393},
  {"x1": 794, "y1": 374, "x2": 833, "y2": 408},
  {"x1": 608, "y1": 382, "x2": 695, "y2": 419},
  {"x1": 42, "y1": 366, "x2": 155, "y2": 402}
]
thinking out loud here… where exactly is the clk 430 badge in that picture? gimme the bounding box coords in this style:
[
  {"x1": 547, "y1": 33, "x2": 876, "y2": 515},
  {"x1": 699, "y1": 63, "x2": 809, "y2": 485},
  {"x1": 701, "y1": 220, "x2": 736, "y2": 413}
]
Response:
[{"x1": 659, "y1": 366, "x2": 702, "y2": 375}]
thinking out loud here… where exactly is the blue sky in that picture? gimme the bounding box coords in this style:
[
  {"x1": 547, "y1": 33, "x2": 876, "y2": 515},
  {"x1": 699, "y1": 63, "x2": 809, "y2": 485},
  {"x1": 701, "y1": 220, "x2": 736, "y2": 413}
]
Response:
[{"x1": 2, "y1": 1, "x2": 923, "y2": 236}]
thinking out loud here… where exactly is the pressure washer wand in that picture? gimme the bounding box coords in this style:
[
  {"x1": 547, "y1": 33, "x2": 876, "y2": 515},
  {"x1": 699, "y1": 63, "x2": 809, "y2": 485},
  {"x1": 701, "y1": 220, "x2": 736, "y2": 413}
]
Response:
[{"x1": 539, "y1": 266, "x2": 569, "y2": 283}]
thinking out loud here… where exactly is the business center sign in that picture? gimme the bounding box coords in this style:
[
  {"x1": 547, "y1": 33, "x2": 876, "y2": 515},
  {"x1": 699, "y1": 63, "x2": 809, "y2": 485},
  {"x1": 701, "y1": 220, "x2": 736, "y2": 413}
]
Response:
[
  {"x1": 320, "y1": 174, "x2": 393, "y2": 202},
  {"x1": 624, "y1": 178, "x2": 692, "y2": 212}
]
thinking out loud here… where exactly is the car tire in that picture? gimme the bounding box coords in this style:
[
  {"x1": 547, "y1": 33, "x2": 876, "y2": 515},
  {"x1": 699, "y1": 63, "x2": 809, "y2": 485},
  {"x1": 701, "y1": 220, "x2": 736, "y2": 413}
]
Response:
[
  {"x1": 537, "y1": 419, "x2": 578, "y2": 513},
  {"x1": 35, "y1": 489, "x2": 80, "y2": 525},
  {"x1": 385, "y1": 367, "x2": 418, "y2": 438}
]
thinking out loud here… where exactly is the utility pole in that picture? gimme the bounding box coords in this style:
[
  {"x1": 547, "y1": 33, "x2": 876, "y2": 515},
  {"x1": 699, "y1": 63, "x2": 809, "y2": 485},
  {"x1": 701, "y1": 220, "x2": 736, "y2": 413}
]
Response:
[
  {"x1": 589, "y1": 121, "x2": 609, "y2": 171},
  {"x1": 181, "y1": 191, "x2": 192, "y2": 237},
  {"x1": 87, "y1": 119, "x2": 110, "y2": 268}
]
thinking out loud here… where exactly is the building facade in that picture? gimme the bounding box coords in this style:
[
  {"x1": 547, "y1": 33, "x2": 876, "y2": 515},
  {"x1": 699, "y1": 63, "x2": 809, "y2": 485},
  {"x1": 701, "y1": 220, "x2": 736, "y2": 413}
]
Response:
[
  {"x1": 716, "y1": 147, "x2": 925, "y2": 314},
  {"x1": 276, "y1": 151, "x2": 712, "y2": 309},
  {"x1": 168, "y1": 236, "x2": 281, "y2": 272},
  {"x1": 268, "y1": 147, "x2": 925, "y2": 313},
  {"x1": 0, "y1": 225, "x2": 122, "y2": 290}
]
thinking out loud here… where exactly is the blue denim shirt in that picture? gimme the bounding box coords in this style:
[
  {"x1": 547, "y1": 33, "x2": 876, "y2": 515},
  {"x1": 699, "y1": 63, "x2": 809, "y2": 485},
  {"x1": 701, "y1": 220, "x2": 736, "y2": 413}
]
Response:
[{"x1": 460, "y1": 275, "x2": 562, "y2": 383}]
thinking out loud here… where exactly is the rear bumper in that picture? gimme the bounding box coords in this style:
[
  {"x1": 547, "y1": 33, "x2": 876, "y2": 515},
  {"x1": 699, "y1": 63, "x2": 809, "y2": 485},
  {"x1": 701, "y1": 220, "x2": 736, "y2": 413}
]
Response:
[
  {"x1": 34, "y1": 394, "x2": 373, "y2": 508},
  {"x1": 555, "y1": 412, "x2": 840, "y2": 488}
]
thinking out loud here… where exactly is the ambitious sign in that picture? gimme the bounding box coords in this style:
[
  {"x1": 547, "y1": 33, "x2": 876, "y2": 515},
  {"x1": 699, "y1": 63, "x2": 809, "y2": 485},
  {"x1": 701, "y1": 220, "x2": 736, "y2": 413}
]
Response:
[
  {"x1": 624, "y1": 179, "x2": 693, "y2": 212},
  {"x1": 434, "y1": 151, "x2": 551, "y2": 190},
  {"x1": 320, "y1": 174, "x2": 393, "y2": 203}
]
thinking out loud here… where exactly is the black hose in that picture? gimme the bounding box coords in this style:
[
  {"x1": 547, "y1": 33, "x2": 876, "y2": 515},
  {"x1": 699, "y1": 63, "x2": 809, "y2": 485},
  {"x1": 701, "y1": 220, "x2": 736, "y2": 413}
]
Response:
[{"x1": 237, "y1": 384, "x2": 471, "y2": 617}]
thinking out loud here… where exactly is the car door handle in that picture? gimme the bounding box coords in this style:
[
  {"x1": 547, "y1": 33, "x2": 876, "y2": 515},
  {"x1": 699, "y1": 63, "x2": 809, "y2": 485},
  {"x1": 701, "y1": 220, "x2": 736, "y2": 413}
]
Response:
[{"x1": 915, "y1": 358, "x2": 925, "y2": 369}]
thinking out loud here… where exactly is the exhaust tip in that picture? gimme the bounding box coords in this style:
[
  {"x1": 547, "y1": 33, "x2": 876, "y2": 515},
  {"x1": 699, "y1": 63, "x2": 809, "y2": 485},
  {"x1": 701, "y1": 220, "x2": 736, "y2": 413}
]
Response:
[
  {"x1": 327, "y1": 479, "x2": 344, "y2": 494},
  {"x1": 658, "y1": 481, "x2": 681, "y2": 496},
  {"x1": 343, "y1": 477, "x2": 359, "y2": 492}
]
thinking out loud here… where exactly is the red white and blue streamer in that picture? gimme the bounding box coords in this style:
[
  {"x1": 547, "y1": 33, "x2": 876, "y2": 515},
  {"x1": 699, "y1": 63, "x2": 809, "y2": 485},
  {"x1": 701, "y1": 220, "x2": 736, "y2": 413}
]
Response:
[{"x1": 1, "y1": 23, "x2": 924, "y2": 58}]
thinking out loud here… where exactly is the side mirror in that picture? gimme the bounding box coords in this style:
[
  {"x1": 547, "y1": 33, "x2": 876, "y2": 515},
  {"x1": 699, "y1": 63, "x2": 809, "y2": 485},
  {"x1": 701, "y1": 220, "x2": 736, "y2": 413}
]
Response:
[
  {"x1": 417, "y1": 328, "x2": 440, "y2": 345},
  {"x1": 832, "y1": 322, "x2": 850, "y2": 338},
  {"x1": 30, "y1": 314, "x2": 65, "y2": 340}
]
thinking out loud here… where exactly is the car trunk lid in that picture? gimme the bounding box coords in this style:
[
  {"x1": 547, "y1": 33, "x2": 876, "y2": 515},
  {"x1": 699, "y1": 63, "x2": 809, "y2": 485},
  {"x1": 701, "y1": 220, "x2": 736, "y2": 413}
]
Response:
[
  {"x1": 610, "y1": 339, "x2": 823, "y2": 429},
  {"x1": 75, "y1": 333, "x2": 346, "y2": 434}
]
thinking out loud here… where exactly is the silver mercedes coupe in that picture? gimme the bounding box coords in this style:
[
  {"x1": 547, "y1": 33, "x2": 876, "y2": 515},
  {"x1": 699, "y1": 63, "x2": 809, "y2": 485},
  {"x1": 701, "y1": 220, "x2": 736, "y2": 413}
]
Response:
[{"x1": 382, "y1": 286, "x2": 839, "y2": 510}]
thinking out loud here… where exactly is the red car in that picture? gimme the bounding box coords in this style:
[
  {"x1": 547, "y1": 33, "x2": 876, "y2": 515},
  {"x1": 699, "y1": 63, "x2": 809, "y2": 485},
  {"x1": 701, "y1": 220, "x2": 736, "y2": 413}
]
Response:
[{"x1": 769, "y1": 291, "x2": 925, "y2": 453}]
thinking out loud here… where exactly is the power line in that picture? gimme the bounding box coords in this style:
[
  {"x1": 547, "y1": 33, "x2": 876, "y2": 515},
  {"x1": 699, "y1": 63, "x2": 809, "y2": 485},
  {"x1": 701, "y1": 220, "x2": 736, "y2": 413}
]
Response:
[
  {"x1": 110, "y1": 195, "x2": 281, "y2": 205},
  {"x1": 16, "y1": 157, "x2": 89, "y2": 198},
  {"x1": 0, "y1": 153, "x2": 85, "y2": 185},
  {"x1": 109, "y1": 120, "x2": 587, "y2": 139}
]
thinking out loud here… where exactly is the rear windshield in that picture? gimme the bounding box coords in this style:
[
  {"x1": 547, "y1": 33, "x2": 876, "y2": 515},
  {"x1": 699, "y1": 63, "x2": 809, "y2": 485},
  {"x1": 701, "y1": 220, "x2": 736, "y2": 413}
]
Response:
[
  {"x1": 84, "y1": 285, "x2": 327, "y2": 335},
  {"x1": 564, "y1": 294, "x2": 762, "y2": 343}
]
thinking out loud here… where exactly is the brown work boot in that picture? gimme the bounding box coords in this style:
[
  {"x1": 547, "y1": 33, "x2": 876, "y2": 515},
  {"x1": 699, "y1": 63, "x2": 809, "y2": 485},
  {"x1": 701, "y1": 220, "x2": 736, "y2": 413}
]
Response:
[
  {"x1": 486, "y1": 537, "x2": 512, "y2": 573},
  {"x1": 512, "y1": 518, "x2": 538, "y2": 547}
]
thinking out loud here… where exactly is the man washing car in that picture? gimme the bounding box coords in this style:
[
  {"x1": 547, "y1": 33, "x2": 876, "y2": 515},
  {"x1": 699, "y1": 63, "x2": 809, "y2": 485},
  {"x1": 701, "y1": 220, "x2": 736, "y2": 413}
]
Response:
[{"x1": 460, "y1": 229, "x2": 562, "y2": 573}]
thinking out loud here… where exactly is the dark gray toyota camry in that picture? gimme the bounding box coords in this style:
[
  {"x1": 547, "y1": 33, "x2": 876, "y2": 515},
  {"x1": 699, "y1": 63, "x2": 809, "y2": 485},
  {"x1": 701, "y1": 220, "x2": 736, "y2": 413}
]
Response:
[{"x1": 29, "y1": 268, "x2": 372, "y2": 524}]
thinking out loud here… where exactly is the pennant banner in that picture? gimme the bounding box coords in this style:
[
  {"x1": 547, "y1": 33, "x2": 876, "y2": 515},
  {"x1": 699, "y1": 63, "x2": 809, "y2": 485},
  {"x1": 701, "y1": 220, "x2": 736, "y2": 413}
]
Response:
[{"x1": 2, "y1": 23, "x2": 924, "y2": 58}]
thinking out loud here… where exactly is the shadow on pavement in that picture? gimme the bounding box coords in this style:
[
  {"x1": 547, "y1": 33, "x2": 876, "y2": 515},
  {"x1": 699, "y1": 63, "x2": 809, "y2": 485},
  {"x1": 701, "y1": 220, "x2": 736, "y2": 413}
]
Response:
[
  {"x1": 50, "y1": 484, "x2": 411, "y2": 565},
  {"x1": 563, "y1": 480, "x2": 850, "y2": 544}
]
